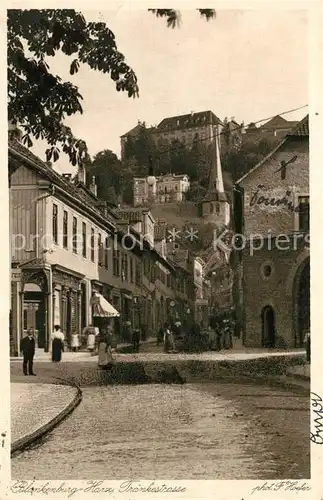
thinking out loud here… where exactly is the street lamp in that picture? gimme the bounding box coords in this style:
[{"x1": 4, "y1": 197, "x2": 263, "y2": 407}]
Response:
[{"x1": 147, "y1": 175, "x2": 156, "y2": 186}]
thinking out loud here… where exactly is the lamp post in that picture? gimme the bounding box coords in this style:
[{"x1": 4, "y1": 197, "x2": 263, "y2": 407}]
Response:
[{"x1": 147, "y1": 154, "x2": 156, "y2": 205}]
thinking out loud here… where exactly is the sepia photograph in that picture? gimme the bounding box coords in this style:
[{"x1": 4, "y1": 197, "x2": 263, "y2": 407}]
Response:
[{"x1": 6, "y1": 6, "x2": 311, "y2": 483}]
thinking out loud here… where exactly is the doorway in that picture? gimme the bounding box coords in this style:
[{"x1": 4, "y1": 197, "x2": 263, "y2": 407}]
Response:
[
  {"x1": 261, "y1": 305, "x2": 276, "y2": 348},
  {"x1": 24, "y1": 292, "x2": 46, "y2": 348}
]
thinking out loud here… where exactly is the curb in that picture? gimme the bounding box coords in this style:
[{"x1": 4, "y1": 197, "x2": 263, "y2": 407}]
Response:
[
  {"x1": 285, "y1": 372, "x2": 310, "y2": 382},
  {"x1": 11, "y1": 380, "x2": 82, "y2": 455}
]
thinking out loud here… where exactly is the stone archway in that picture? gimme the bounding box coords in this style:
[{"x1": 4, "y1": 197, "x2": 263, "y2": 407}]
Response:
[{"x1": 293, "y1": 257, "x2": 310, "y2": 346}]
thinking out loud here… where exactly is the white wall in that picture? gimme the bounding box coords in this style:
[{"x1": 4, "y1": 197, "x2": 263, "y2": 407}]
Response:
[{"x1": 44, "y1": 195, "x2": 113, "y2": 281}]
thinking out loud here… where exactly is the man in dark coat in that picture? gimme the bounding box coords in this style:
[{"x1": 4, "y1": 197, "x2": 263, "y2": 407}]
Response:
[
  {"x1": 132, "y1": 328, "x2": 140, "y2": 352},
  {"x1": 20, "y1": 329, "x2": 36, "y2": 376}
]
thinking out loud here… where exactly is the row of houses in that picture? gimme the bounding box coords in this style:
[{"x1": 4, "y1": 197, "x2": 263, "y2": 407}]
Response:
[{"x1": 9, "y1": 139, "x2": 207, "y2": 356}]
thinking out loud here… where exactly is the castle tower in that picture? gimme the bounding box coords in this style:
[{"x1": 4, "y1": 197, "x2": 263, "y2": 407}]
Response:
[{"x1": 201, "y1": 125, "x2": 230, "y2": 226}]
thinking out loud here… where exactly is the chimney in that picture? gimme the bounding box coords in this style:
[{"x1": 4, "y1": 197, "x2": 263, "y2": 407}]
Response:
[
  {"x1": 77, "y1": 165, "x2": 86, "y2": 184},
  {"x1": 89, "y1": 175, "x2": 97, "y2": 196},
  {"x1": 46, "y1": 161, "x2": 53, "y2": 169},
  {"x1": 62, "y1": 173, "x2": 72, "y2": 181}
]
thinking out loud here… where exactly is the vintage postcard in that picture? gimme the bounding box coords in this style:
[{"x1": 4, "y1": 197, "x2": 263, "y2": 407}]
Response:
[{"x1": 1, "y1": 1, "x2": 322, "y2": 499}]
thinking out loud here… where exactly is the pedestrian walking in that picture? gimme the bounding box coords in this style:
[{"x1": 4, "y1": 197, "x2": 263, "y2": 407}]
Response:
[
  {"x1": 86, "y1": 328, "x2": 96, "y2": 353},
  {"x1": 70, "y1": 332, "x2": 80, "y2": 352},
  {"x1": 132, "y1": 328, "x2": 140, "y2": 352},
  {"x1": 51, "y1": 325, "x2": 64, "y2": 362},
  {"x1": 157, "y1": 325, "x2": 164, "y2": 346},
  {"x1": 163, "y1": 323, "x2": 174, "y2": 353},
  {"x1": 98, "y1": 328, "x2": 114, "y2": 370},
  {"x1": 20, "y1": 328, "x2": 36, "y2": 376}
]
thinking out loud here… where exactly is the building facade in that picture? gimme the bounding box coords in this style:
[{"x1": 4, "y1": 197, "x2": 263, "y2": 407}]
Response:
[
  {"x1": 133, "y1": 174, "x2": 190, "y2": 206},
  {"x1": 151, "y1": 110, "x2": 222, "y2": 148},
  {"x1": 245, "y1": 115, "x2": 299, "y2": 142},
  {"x1": 9, "y1": 140, "x2": 197, "y2": 356},
  {"x1": 234, "y1": 115, "x2": 309, "y2": 348}
]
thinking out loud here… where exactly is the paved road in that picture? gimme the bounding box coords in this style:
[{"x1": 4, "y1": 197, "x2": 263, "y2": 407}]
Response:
[{"x1": 11, "y1": 380, "x2": 309, "y2": 480}]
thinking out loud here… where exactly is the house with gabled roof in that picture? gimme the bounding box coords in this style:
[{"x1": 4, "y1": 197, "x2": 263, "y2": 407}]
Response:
[{"x1": 233, "y1": 115, "x2": 309, "y2": 348}]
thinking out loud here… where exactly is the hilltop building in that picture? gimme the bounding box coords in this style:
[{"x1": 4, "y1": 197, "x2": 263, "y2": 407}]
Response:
[
  {"x1": 152, "y1": 110, "x2": 222, "y2": 148},
  {"x1": 120, "y1": 110, "x2": 246, "y2": 161},
  {"x1": 245, "y1": 115, "x2": 299, "y2": 141}
]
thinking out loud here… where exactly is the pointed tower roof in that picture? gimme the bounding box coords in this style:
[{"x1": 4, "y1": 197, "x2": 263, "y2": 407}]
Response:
[{"x1": 203, "y1": 128, "x2": 227, "y2": 203}]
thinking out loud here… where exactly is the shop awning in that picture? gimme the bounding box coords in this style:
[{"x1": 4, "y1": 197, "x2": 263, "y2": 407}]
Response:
[{"x1": 91, "y1": 292, "x2": 120, "y2": 318}]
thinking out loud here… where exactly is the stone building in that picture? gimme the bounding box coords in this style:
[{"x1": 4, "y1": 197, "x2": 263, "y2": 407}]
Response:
[
  {"x1": 233, "y1": 115, "x2": 309, "y2": 348},
  {"x1": 152, "y1": 110, "x2": 222, "y2": 148},
  {"x1": 245, "y1": 115, "x2": 299, "y2": 142}
]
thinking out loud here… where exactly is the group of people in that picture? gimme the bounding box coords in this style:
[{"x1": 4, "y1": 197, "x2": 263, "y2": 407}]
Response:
[
  {"x1": 20, "y1": 325, "x2": 65, "y2": 375},
  {"x1": 157, "y1": 322, "x2": 178, "y2": 353}
]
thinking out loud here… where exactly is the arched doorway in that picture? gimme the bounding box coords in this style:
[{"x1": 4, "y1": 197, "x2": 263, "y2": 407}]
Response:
[
  {"x1": 294, "y1": 258, "x2": 310, "y2": 346},
  {"x1": 261, "y1": 306, "x2": 276, "y2": 348}
]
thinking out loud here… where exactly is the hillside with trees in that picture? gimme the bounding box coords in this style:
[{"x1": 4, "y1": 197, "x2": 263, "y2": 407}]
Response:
[{"x1": 86, "y1": 122, "x2": 280, "y2": 208}]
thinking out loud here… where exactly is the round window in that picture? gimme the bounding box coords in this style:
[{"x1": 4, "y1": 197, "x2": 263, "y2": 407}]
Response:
[{"x1": 263, "y1": 265, "x2": 272, "y2": 277}]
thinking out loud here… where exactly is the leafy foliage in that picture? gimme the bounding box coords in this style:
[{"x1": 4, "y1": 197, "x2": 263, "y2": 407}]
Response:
[
  {"x1": 149, "y1": 9, "x2": 216, "y2": 28},
  {"x1": 8, "y1": 9, "x2": 139, "y2": 167},
  {"x1": 8, "y1": 9, "x2": 216, "y2": 167},
  {"x1": 222, "y1": 135, "x2": 280, "y2": 181},
  {"x1": 86, "y1": 149, "x2": 141, "y2": 205}
]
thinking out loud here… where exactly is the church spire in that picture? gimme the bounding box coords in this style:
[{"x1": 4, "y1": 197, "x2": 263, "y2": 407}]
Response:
[
  {"x1": 201, "y1": 124, "x2": 230, "y2": 226},
  {"x1": 205, "y1": 125, "x2": 225, "y2": 200}
]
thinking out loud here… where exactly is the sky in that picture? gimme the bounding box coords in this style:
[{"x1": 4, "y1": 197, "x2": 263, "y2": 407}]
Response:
[{"x1": 29, "y1": 8, "x2": 308, "y2": 174}]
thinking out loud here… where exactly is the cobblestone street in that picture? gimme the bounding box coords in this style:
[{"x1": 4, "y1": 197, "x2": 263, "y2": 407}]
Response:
[{"x1": 11, "y1": 358, "x2": 309, "y2": 480}]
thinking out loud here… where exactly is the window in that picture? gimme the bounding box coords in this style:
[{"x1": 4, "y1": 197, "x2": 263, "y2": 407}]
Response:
[
  {"x1": 91, "y1": 228, "x2": 95, "y2": 262},
  {"x1": 113, "y1": 249, "x2": 120, "y2": 276},
  {"x1": 130, "y1": 256, "x2": 134, "y2": 283},
  {"x1": 82, "y1": 222, "x2": 87, "y2": 257},
  {"x1": 298, "y1": 196, "x2": 310, "y2": 232},
  {"x1": 52, "y1": 204, "x2": 58, "y2": 244},
  {"x1": 105, "y1": 237, "x2": 109, "y2": 268},
  {"x1": 98, "y1": 233, "x2": 103, "y2": 266},
  {"x1": 72, "y1": 217, "x2": 77, "y2": 253},
  {"x1": 122, "y1": 253, "x2": 128, "y2": 281},
  {"x1": 215, "y1": 202, "x2": 220, "y2": 214},
  {"x1": 63, "y1": 210, "x2": 68, "y2": 248},
  {"x1": 135, "y1": 262, "x2": 141, "y2": 286},
  {"x1": 263, "y1": 265, "x2": 272, "y2": 277}
]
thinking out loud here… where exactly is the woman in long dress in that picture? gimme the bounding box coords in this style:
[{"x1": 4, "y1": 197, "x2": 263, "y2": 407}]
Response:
[
  {"x1": 98, "y1": 327, "x2": 114, "y2": 369},
  {"x1": 51, "y1": 325, "x2": 64, "y2": 362}
]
